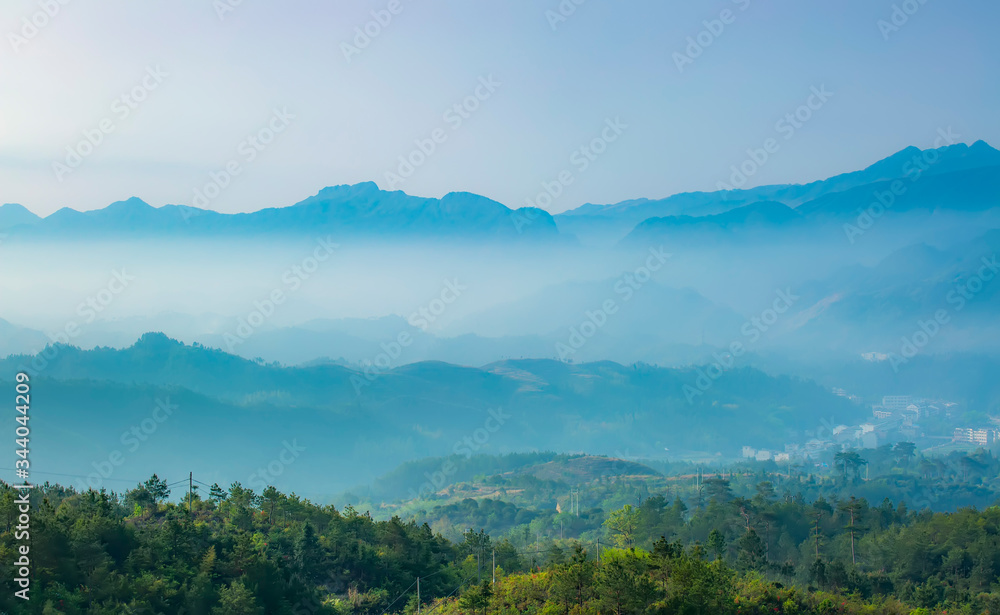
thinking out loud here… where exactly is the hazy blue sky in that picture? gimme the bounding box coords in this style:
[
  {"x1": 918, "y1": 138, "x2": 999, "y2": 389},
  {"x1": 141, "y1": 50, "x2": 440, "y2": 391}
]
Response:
[{"x1": 1, "y1": 0, "x2": 997, "y2": 216}]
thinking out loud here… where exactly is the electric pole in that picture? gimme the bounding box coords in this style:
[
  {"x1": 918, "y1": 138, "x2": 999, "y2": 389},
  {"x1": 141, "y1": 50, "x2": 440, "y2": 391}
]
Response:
[
  {"x1": 417, "y1": 577, "x2": 420, "y2": 615},
  {"x1": 188, "y1": 472, "x2": 193, "y2": 515}
]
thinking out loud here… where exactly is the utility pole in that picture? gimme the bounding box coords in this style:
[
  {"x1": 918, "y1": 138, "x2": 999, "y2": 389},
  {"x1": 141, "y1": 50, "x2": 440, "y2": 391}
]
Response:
[
  {"x1": 597, "y1": 538, "x2": 601, "y2": 566},
  {"x1": 812, "y1": 515, "x2": 821, "y2": 559},
  {"x1": 417, "y1": 577, "x2": 420, "y2": 615},
  {"x1": 697, "y1": 467, "x2": 704, "y2": 508},
  {"x1": 492, "y1": 549, "x2": 495, "y2": 585},
  {"x1": 188, "y1": 472, "x2": 193, "y2": 515}
]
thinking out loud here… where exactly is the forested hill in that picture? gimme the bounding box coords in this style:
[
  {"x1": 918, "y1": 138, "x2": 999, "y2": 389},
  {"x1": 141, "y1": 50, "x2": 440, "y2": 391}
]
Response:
[
  {"x1": 5, "y1": 476, "x2": 1000, "y2": 614},
  {"x1": 0, "y1": 335, "x2": 862, "y2": 495}
]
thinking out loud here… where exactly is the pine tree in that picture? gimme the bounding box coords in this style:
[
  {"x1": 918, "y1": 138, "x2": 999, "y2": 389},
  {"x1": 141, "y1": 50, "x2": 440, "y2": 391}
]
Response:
[{"x1": 212, "y1": 579, "x2": 263, "y2": 615}]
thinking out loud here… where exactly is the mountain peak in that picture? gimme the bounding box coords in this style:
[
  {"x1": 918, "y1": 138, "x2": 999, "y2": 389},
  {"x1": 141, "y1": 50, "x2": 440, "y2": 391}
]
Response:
[
  {"x1": 352, "y1": 181, "x2": 380, "y2": 192},
  {"x1": 970, "y1": 139, "x2": 998, "y2": 152},
  {"x1": 132, "y1": 332, "x2": 183, "y2": 350},
  {"x1": 312, "y1": 182, "x2": 382, "y2": 198},
  {"x1": 105, "y1": 197, "x2": 153, "y2": 212},
  {"x1": 440, "y1": 191, "x2": 506, "y2": 208},
  {"x1": 0, "y1": 202, "x2": 42, "y2": 230}
]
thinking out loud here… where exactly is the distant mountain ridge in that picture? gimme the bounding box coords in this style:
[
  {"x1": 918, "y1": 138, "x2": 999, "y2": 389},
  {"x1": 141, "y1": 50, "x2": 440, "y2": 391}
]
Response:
[
  {"x1": 623, "y1": 200, "x2": 803, "y2": 244},
  {"x1": 4, "y1": 141, "x2": 997, "y2": 241},
  {"x1": 564, "y1": 140, "x2": 1000, "y2": 221},
  {"x1": 0, "y1": 332, "x2": 863, "y2": 465},
  {"x1": 623, "y1": 163, "x2": 1000, "y2": 245},
  {"x1": 0, "y1": 203, "x2": 41, "y2": 231},
  {"x1": 2, "y1": 182, "x2": 558, "y2": 240}
]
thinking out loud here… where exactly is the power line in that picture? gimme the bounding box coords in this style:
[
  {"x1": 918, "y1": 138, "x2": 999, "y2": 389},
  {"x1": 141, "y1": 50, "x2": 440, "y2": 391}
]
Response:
[
  {"x1": 414, "y1": 574, "x2": 476, "y2": 615},
  {"x1": 377, "y1": 579, "x2": 417, "y2": 615},
  {"x1": 375, "y1": 565, "x2": 459, "y2": 615},
  {"x1": 416, "y1": 568, "x2": 451, "y2": 581},
  {"x1": 0, "y1": 467, "x2": 204, "y2": 491},
  {"x1": 0, "y1": 468, "x2": 149, "y2": 484}
]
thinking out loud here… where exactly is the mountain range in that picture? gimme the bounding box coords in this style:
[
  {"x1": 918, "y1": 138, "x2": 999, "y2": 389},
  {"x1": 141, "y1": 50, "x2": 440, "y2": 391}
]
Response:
[
  {"x1": 0, "y1": 182, "x2": 558, "y2": 240},
  {"x1": 3, "y1": 141, "x2": 998, "y2": 245},
  {"x1": 559, "y1": 140, "x2": 1000, "y2": 243},
  {"x1": 0, "y1": 334, "x2": 863, "y2": 498},
  {"x1": 3, "y1": 138, "x2": 1000, "y2": 504}
]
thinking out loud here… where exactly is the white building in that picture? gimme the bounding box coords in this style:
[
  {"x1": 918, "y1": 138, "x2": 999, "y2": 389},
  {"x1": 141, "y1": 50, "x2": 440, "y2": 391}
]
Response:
[
  {"x1": 953, "y1": 428, "x2": 997, "y2": 445},
  {"x1": 755, "y1": 450, "x2": 772, "y2": 462},
  {"x1": 742, "y1": 446, "x2": 757, "y2": 459},
  {"x1": 882, "y1": 396, "x2": 913, "y2": 412},
  {"x1": 873, "y1": 408, "x2": 893, "y2": 420}
]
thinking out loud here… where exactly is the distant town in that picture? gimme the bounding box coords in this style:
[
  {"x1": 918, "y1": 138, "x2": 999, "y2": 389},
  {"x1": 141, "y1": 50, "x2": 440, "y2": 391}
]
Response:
[{"x1": 742, "y1": 393, "x2": 998, "y2": 464}]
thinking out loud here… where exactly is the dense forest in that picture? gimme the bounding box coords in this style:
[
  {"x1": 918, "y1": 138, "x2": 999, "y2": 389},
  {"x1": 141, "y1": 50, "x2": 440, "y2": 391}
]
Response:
[
  {"x1": 365, "y1": 446, "x2": 1000, "y2": 545},
  {"x1": 4, "y1": 450, "x2": 1000, "y2": 614}
]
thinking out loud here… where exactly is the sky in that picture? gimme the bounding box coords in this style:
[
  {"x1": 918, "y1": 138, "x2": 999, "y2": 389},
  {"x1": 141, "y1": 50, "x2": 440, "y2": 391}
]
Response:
[{"x1": 0, "y1": 0, "x2": 997, "y2": 217}]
